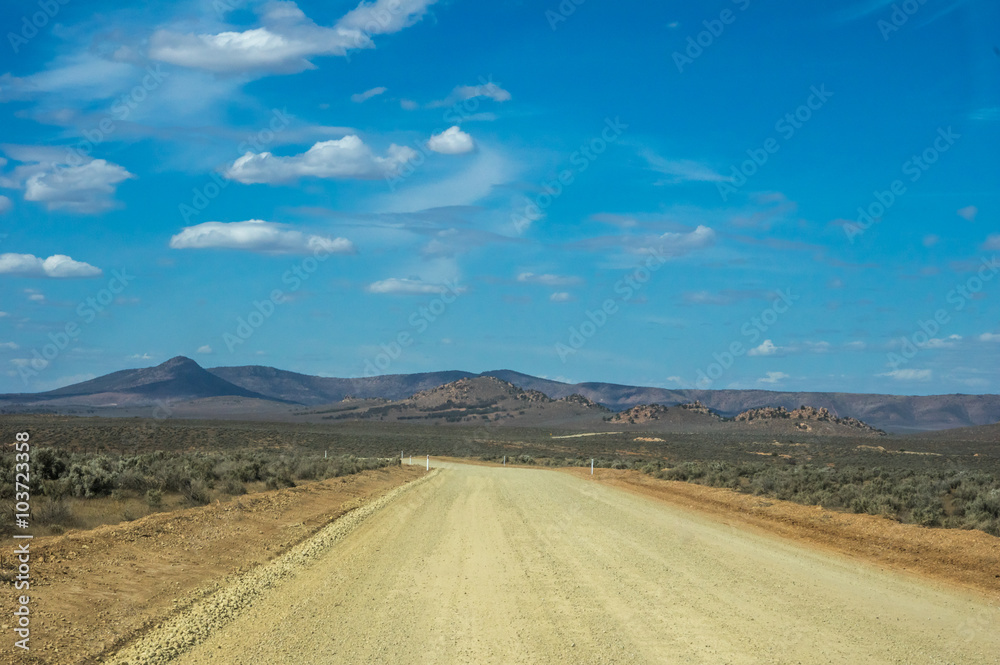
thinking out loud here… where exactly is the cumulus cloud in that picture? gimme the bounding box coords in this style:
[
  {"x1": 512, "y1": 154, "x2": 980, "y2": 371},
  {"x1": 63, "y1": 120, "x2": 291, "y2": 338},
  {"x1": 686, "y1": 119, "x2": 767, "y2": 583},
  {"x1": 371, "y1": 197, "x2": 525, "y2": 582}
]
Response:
[
  {"x1": 169, "y1": 220, "x2": 356, "y2": 255},
  {"x1": 656, "y1": 225, "x2": 716, "y2": 256},
  {"x1": 0, "y1": 342, "x2": 19, "y2": 350},
  {"x1": 517, "y1": 272, "x2": 583, "y2": 287},
  {"x1": 0, "y1": 253, "x2": 102, "y2": 278},
  {"x1": 748, "y1": 340, "x2": 780, "y2": 356},
  {"x1": 366, "y1": 277, "x2": 456, "y2": 295},
  {"x1": 427, "y1": 126, "x2": 475, "y2": 155},
  {"x1": 150, "y1": 0, "x2": 438, "y2": 75},
  {"x1": 127, "y1": 353, "x2": 153, "y2": 360},
  {"x1": 879, "y1": 369, "x2": 932, "y2": 381},
  {"x1": 0, "y1": 195, "x2": 11, "y2": 214},
  {"x1": 223, "y1": 136, "x2": 417, "y2": 184},
  {"x1": 758, "y1": 371, "x2": 789, "y2": 385},
  {"x1": 2, "y1": 155, "x2": 134, "y2": 214},
  {"x1": 351, "y1": 86, "x2": 387, "y2": 103},
  {"x1": 549, "y1": 292, "x2": 573, "y2": 303},
  {"x1": 979, "y1": 333, "x2": 1000, "y2": 342},
  {"x1": 197, "y1": 345, "x2": 214, "y2": 354}
]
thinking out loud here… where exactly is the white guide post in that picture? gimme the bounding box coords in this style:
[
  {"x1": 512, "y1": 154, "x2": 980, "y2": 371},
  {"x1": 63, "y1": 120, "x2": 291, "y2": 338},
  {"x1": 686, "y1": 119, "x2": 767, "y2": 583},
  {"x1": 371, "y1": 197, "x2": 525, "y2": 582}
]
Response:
[
  {"x1": 426, "y1": 455, "x2": 429, "y2": 471},
  {"x1": 591, "y1": 459, "x2": 594, "y2": 475},
  {"x1": 503, "y1": 455, "x2": 506, "y2": 466}
]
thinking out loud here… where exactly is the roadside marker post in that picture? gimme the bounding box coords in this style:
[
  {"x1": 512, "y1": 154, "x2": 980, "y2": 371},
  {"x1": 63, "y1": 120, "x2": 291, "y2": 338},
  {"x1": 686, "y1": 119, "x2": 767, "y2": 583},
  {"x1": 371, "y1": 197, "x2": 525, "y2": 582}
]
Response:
[
  {"x1": 591, "y1": 459, "x2": 594, "y2": 475},
  {"x1": 426, "y1": 455, "x2": 429, "y2": 471},
  {"x1": 503, "y1": 455, "x2": 506, "y2": 466}
]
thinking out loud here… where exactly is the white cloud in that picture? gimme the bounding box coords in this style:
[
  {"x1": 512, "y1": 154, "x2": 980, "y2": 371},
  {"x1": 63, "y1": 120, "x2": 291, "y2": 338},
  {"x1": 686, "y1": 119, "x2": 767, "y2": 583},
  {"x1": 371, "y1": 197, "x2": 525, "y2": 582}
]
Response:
[
  {"x1": 748, "y1": 340, "x2": 780, "y2": 356},
  {"x1": 427, "y1": 126, "x2": 475, "y2": 155},
  {"x1": 0, "y1": 311, "x2": 7, "y2": 317},
  {"x1": 127, "y1": 353, "x2": 153, "y2": 360},
  {"x1": 919, "y1": 335, "x2": 962, "y2": 349},
  {"x1": 375, "y1": 147, "x2": 515, "y2": 213},
  {"x1": 982, "y1": 234, "x2": 1000, "y2": 251},
  {"x1": 367, "y1": 278, "x2": 454, "y2": 295},
  {"x1": 979, "y1": 333, "x2": 1000, "y2": 342},
  {"x1": 169, "y1": 220, "x2": 356, "y2": 255},
  {"x1": 429, "y1": 82, "x2": 512, "y2": 108},
  {"x1": 549, "y1": 292, "x2": 572, "y2": 303},
  {"x1": 150, "y1": 0, "x2": 438, "y2": 75},
  {"x1": 0, "y1": 195, "x2": 11, "y2": 214},
  {"x1": 11, "y1": 158, "x2": 134, "y2": 214},
  {"x1": 517, "y1": 272, "x2": 583, "y2": 287},
  {"x1": 0, "y1": 253, "x2": 102, "y2": 278},
  {"x1": 922, "y1": 234, "x2": 939, "y2": 248},
  {"x1": 879, "y1": 369, "x2": 933, "y2": 381},
  {"x1": 758, "y1": 371, "x2": 789, "y2": 385},
  {"x1": 845, "y1": 340, "x2": 867, "y2": 351},
  {"x1": 957, "y1": 205, "x2": 978, "y2": 222},
  {"x1": 804, "y1": 341, "x2": 832, "y2": 354},
  {"x1": 351, "y1": 86, "x2": 387, "y2": 103},
  {"x1": 656, "y1": 225, "x2": 716, "y2": 256},
  {"x1": 642, "y1": 150, "x2": 730, "y2": 185},
  {"x1": 0, "y1": 342, "x2": 19, "y2": 350},
  {"x1": 224, "y1": 135, "x2": 417, "y2": 183},
  {"x1": 197, "y1": 345, "x2": 214, "y2": 354}
]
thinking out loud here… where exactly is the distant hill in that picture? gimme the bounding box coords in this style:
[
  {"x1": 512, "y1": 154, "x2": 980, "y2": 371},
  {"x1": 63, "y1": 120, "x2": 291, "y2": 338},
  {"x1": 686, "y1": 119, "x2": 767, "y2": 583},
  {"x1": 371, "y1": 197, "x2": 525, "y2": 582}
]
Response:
[
  {"x1": 1, "y1": 357, "x2": 998, "y2": 432},
  {"x1": 0, "y1": 357, "x2": 276, "y2": 407},
  {"x1": 207, "y1": 365, "x2": 475, "y2": 405}
]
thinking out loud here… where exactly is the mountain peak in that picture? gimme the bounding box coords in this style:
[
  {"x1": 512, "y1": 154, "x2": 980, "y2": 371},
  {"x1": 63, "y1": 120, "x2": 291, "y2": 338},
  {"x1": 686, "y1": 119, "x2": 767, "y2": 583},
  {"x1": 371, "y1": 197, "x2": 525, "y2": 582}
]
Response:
[{"x1": 160, "y1": 356, "x2": 200, "y2": 369}]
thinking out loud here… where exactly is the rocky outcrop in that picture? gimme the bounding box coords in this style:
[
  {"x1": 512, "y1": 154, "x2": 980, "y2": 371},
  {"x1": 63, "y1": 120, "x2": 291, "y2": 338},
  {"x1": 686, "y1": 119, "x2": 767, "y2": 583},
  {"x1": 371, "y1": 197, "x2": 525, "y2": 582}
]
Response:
[{"x1": 735, "y1": 405, "x2": 885, "y2": 435}]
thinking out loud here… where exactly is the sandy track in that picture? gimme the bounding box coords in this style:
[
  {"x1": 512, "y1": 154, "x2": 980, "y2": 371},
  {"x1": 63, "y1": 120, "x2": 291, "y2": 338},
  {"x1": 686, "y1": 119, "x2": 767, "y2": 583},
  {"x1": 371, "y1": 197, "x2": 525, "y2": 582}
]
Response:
[{"x1": 124, "y1": 462, "x2": 998, "y2": 664}]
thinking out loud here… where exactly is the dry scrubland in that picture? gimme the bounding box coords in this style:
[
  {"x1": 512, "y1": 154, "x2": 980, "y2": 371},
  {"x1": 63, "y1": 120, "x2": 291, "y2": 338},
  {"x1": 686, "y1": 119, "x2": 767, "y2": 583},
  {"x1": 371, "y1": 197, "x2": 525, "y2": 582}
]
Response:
[
  {"x1": 0, "y1": 415, "x2": 999, "y2": 663},
  {"x1": 2, "y1": 415, "x2": 999, "y2": 539}
]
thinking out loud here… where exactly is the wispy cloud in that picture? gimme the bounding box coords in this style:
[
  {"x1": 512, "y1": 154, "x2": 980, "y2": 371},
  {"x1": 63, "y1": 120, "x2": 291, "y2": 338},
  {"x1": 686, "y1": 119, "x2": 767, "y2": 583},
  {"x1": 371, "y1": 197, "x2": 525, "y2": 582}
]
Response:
[
  {"x1": 150, "y1": 0, "x2": 439, "y2": 76},
  {"x1": 351, "y1": 86, "x2": 387, "y2": 103}
]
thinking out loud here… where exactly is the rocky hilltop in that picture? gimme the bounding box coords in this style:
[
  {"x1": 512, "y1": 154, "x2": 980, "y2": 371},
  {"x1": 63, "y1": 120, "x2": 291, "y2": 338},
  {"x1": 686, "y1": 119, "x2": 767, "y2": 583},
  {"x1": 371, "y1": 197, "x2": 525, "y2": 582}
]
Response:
[
  {"x1": 735, "y1": 405, "x2": 885, "y2": 435},
  {"x1": 607, "y1": 401, "x2": 722, "y2": 425}
]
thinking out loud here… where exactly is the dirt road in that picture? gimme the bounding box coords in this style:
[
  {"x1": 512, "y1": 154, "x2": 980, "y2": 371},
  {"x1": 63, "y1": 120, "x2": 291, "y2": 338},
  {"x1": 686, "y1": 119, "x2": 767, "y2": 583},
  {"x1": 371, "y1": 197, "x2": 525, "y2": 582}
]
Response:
[{"x1": 120, "y1": 461, "x2": 999, "y2": 664}]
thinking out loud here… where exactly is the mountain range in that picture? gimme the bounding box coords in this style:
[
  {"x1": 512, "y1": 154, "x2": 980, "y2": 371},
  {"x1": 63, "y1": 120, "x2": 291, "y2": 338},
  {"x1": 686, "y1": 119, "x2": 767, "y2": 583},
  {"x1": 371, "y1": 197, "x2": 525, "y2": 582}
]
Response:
[{"x1": 1, "y1": 356, "x2": 998, "y2": 432}]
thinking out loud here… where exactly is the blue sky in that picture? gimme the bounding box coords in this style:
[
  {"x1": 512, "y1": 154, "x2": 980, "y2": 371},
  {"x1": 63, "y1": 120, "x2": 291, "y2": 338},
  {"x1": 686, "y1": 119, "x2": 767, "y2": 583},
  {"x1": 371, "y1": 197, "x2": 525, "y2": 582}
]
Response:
[{"x1": 0, "y1": 0, "x2": 998, "y2": 395}]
